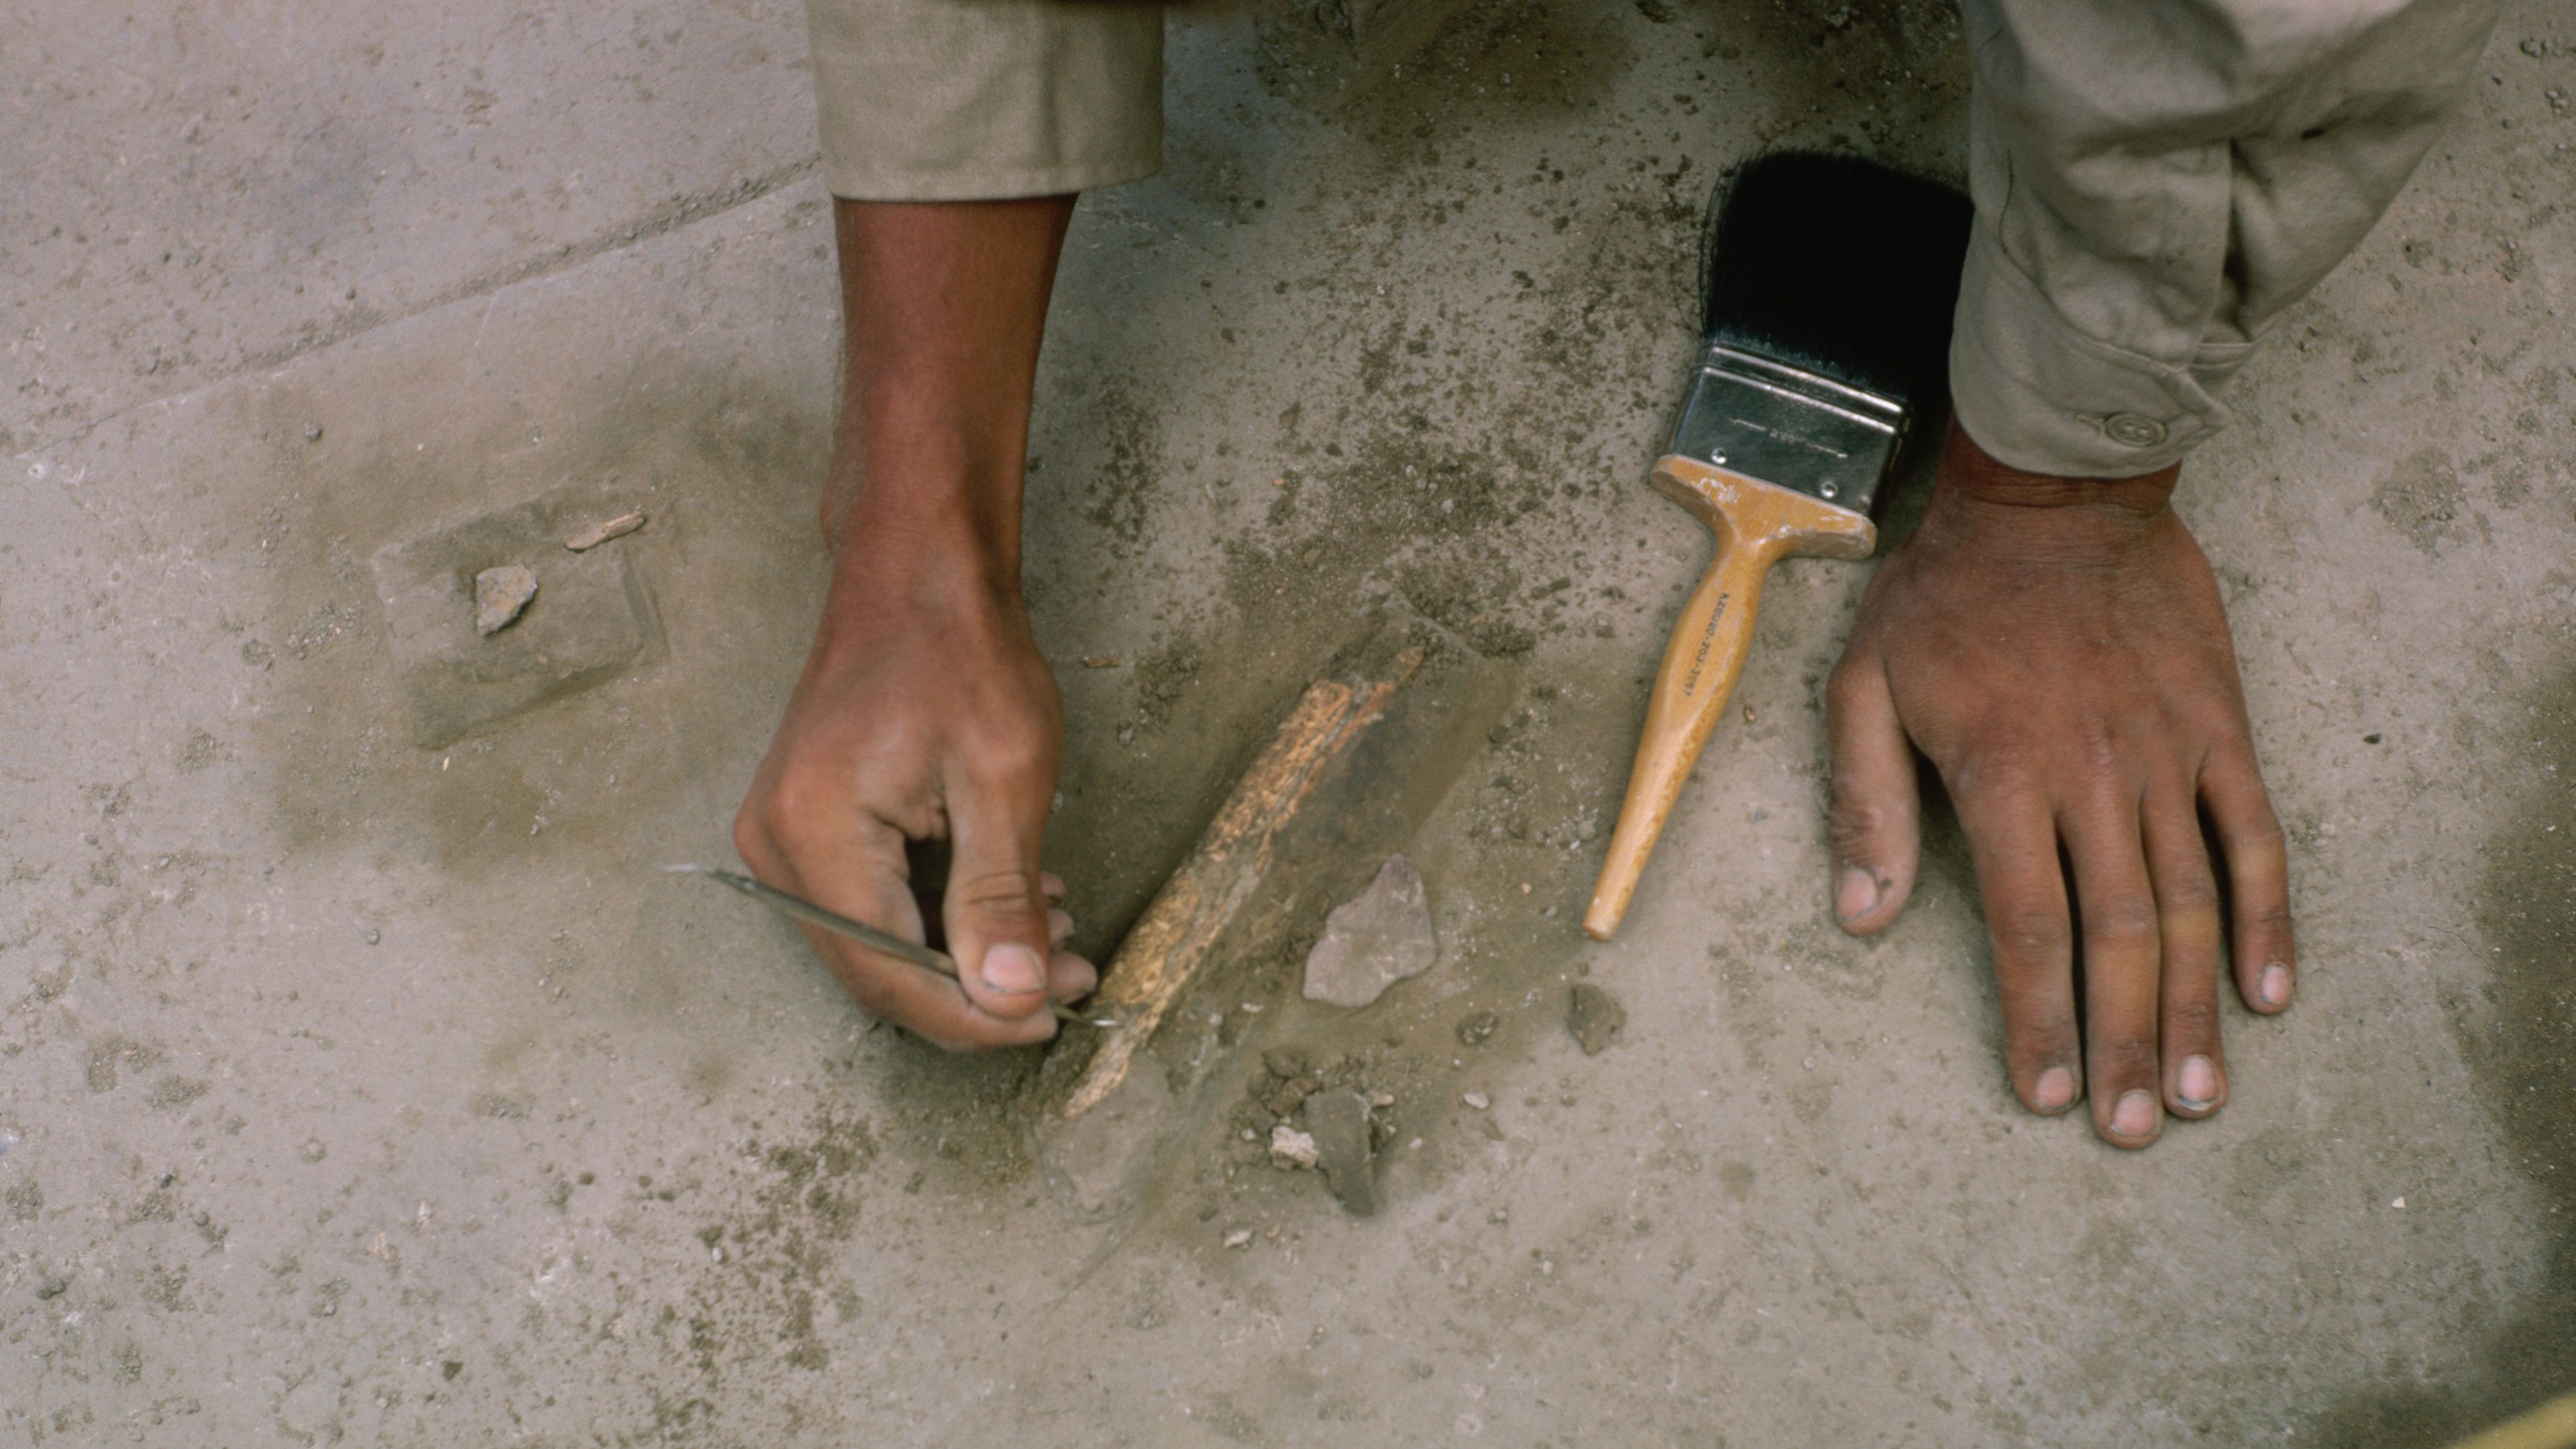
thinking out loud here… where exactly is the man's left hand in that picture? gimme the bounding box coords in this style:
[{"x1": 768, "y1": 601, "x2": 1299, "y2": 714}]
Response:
[{"x1": 1824, "y1": 423, "x2": 2297, "y2": 1148}]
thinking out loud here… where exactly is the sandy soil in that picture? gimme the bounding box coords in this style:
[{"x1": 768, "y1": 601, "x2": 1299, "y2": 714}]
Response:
[{"x1": 3, "y1": 1, "x2": 2570, "y2": 1444}]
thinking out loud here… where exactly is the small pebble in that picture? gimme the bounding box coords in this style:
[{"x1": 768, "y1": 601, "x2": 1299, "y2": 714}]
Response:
[
  {"x1": 1567, "y1": 982, "x2": 1627, "y2": 1055},
  {"x1": 472, "y1": 565, "x2": 540, "y2": 636},
  {"x1": 1463, "y1": 1092, "x2": 1490, "y2": 1110},
  {"x1": 302, "y1": 423, "x2": 324, "y2": 442},
  {"x1": 1269, "y1": 1124, "x2": 1318, "y2": 1170},
  {"x1": 562, "y1": 511, "x2": 645, "y2": 551},
  {"x1": 1224, "y1": 1228, "x2": 1252, "y2": 1249},
  {"x1": 363, "y1": 928, "x2": 380, "y2": 946}
]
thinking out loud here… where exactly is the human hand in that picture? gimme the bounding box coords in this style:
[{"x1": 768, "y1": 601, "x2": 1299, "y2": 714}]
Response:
[
  {"x1": 733, "y1": 551, "x2": 1095, "y2": 1051},
  {"x1": 1825, "y1": 424, "x2": 2295, "y2": 1147}
]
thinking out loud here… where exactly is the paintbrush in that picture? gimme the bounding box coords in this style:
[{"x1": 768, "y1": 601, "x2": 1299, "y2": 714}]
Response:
[
  {"x1": 1585, "y1": 152, "x2": 1971, "y2": 939},
  {"x1": 666, "y1": 863, "x2": 1117, "y2": 1028}
]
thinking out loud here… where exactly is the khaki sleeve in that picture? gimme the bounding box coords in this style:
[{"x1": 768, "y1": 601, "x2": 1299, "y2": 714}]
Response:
[
  {"x1": 805, "y1": 0, "x2": 1164, "y2": 201},
  {"x1": 1951, "y1": 0, "x2": 2500, "y2": 477}
]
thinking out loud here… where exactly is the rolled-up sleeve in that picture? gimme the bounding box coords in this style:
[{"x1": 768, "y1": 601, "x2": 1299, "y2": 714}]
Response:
[
  {"x1": 806, "y1": 0, "x2": 1164, "y2": 202},
  {"x1": 1952, "y1": 0, "x2": 2500, "y2": 477}
]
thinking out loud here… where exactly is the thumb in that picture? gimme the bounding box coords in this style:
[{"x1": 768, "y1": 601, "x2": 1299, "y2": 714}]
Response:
[
  {"x1": 1825, "y1": 653, "x2": 1921, "y2": 935},
  {"x1": 941, "y1": 766, "x2": 1063, "y2": 1024}
]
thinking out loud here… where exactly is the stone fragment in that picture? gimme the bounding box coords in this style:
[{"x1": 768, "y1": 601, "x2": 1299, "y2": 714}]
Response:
[
  {"x1": 1455, "y1": 1009, "x2": 1498, "y2": 1047},
  {"x1": 562, "y1": 511, "x2": 645, "y2": 551},
  {"x1": 1302, "y1": 1088, "x2": 1378, "y2": 1216},
  {"x1": 1262, "y1": 1047, "x2": 1315, "y2": 1081},
  {"x1": 1301, "y1": 855, "x2": 1437, "y2": 1008},
  {"x1": 374, "y1": 486, "x2": 664, "y2": 748},
  {"x1": 1029, "y1": 1054, "x2": 1173, "y2": 1221},
  {"x1": 1462, "y1": 1091, "x2": 1490, "y2": 1110},
  {"x1": 1567, "y1": 982, "x2": 1627, "y2": 1055},
  {"x1": 1268, "y1": 1124, "x2": 1318, "y2": 1170},
  {"x1": 473, "y1": 565, "x2": 540, "y2": 635}
]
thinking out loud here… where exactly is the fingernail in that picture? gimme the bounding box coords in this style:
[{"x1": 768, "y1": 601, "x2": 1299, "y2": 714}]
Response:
[
  {"x1": 2177, "y1": 1055, "x2": 2220, "y2": 1109},
  {"x1": 2111, "y1": 1089, "x2": 2158, "y2": 1140},
  {"x1": 2033, "y1": 1065, "x2": 2077, "y2": 1113},
  {"x1": 980, "y1": 943, "x2": 1045, "y2": 995},
  {"x1": 1834, "y1": 866, "x2": 1879, "y2": 924},
  {"x1": 2258, "y1": 963, "x2": 2291, "y2": 1009}
]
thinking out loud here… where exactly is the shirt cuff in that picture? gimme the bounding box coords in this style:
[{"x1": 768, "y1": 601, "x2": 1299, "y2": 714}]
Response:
[
  {"x1": 1947, "y1": 225, "x2": 2253, "y2": 478},
  {"x1": 808, "y1": 0, "x2": 1163, "y2": 202}
]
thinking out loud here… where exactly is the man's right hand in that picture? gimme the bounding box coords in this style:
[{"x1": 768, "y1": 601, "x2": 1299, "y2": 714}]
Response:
[
  {"x1": 734, "y1": 194, "x2": 1086, "y2": 1050},
  {"x1": 733, "y1": 549, "x2": 1093, "y2": 1050}
]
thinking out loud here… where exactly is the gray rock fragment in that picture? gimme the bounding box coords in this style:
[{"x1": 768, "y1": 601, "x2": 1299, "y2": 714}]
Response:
[
  {"x1": 472, "y1": 564, "x2": 540, "y2": 635},
  {"x1": 1302, "y1": 1088, "x2": 1378, "y2": 1216},
  {"x1": 1567, "y1": 982, "x2": 1626, "y2": 1055},
  {"x1": 1302, "y1": 855, "x2": 1436, "y2": 1008},
  {"x1": 1029, "y1": 1056, "x2": 1172, "y2": 1221}
]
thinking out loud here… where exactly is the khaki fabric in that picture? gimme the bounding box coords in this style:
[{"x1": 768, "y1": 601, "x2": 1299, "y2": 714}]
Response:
[
  {"x1": 1953, "y1": 0, "x2": 2503, "y2": 475},
  {"x1": 806, "y1": 0, "x2": 1161, "y2": 199},
  {"x1": 802, "y1": 0, "x2": 2499, "y2": 477}
]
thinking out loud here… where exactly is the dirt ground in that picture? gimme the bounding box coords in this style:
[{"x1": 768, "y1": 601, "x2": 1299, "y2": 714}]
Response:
[{"x1": 4, "y1": 1, "x2": 2571, "y2": 1444}]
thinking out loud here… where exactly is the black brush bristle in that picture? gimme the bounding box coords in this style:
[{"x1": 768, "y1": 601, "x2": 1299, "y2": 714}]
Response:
[{"x1": 1700, "y1": 152, "x2": 1972, "y2": 408}]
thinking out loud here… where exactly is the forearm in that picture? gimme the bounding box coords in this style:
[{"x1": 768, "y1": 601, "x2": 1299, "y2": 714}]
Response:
[{"x1": 822, "y1": 195, "x2": 1076, "y2": 602}]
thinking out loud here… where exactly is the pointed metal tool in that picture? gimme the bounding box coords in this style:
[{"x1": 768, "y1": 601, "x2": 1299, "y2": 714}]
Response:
[{"x1": 666, "y1": 863, "x2": 1115, "y2": 1029}]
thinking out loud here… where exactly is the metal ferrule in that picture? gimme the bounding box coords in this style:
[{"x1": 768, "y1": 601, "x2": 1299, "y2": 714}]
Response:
[{"x1": 1667, "y1": 344, "x2": 1909, "y2": 517}]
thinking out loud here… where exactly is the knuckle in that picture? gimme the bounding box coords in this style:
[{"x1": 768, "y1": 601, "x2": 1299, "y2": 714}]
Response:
[
  {"x1": 2156, "y1": 869, "x2": 2221, "y2": 914},
  {"x1": 948, "y1": 870, "x2": 1046, "y2": 929},
  {"x1": 2075, "y1": 717, "x2": 2125, "y2": 775},
  {"x1": 753, "y1": 760, "x2": 851, "y2": 846},
  {"x1": 2097, "y1": 1030, "x2": 2160, "y2": 1072},
  {"x1": 1825, "y1": 797, "x2": 1889, "y2": 854},
  {"x1": 2239, "y1": 901, "x2": 2296, "y2": 934},
  {"x1": 2164, "y1": 995, "x2": 2221, "y2": 1040},
  {"x1": 2000, "y1": 994, "x2": 2078, "y2": 1047},
  {"x1": 2082, "y1": 895, "x2": 2160, "y2": 948},
  {"x1": 1989, "y1": 908, "x2": 2071, "y2": 964},
  {"x1": 963, "y1": 722, "x2": 1058, "y2": 792},
  {"x1": 1951, "y1": 737, "x2": 2042, "y2": 798},
  {"x1": 1824, "y1": 658, "x2": 1876, "y2": 712},
  {"x1": 2234, "y1": 818, "x2": 2288, "y2": 860}
]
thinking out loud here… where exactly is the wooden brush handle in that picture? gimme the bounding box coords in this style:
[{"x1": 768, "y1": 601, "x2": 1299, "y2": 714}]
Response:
[{"x1": 1584, "y1": 458, "x2": 1876, "y2": 941}]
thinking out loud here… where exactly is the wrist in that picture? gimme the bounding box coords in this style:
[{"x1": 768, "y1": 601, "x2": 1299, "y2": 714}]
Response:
[
  {"x1": 815, "y1": 472, "x2": 1027, "y2": 646},
  {"x1": 1936, "y1": 421, "x2": 2178, "y2": 517}
]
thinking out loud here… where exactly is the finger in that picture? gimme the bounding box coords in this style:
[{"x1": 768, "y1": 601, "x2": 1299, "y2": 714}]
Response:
[
  {"x1": 1049, "y1": 906, "x2": 1075, "y2": 950},
  {"x1": 2202, "y1": 743, "x2": 2296, "y2": 1014},
  {"x1": 1950, "y1": 766, "x2": 2082, "y2": 1115},
  {"x1": 2060, "y1": 791, "x2": 2165, "y2": 1149},
  {"x1": 2143, "y1": 775, "x2": 2226, "y2": 1118},
  {"x1": 740, "y1": 815, "x2": 1055, "y2": 1052},
  {"x1": 1040, "y1": 872, "x2": 1066, "y2": 904},
  {"x1": 1048, "y1": 948, "x2": 1099, "y2": 1004},
  {"x1": 1825, "y1": 654, "x2": 1921, "y2": 935},
  {"x1": 943, "y1": 760, "x2": 1070, "y2": 1022}
]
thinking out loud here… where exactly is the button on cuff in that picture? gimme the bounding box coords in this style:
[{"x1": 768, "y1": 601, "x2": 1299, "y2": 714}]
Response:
[{"x1": 2102, "y1": 413, "x2": 2170, "y2": 448}]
